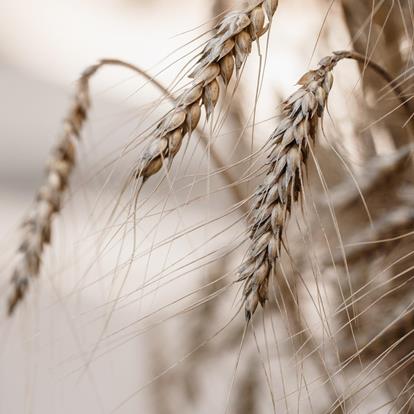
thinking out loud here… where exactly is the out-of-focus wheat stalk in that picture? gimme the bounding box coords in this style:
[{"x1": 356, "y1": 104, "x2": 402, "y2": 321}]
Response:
[
  {"x1": 341, "y1": 0, "x2": 412, "y2": 150},
  {"x1": 7, "y1": 62, "x2": 96, "y2": 314},
  {"x1": 327, "y1": 145, "x2": 412, "y2": 212}
]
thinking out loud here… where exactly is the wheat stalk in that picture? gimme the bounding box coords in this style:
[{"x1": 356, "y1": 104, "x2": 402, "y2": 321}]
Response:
[
  {"x1": 133, "y1": 0, "x2": 279, "y2": 180},
  {"x1": 328, "y1": 206, "x2": 414, "y2": 266},
  {"x1": 340, "y1": 297, "x2": 414, "y2": 362},
  {"x1": 327, "y1": 145, "x2": 412, "y2": 212},
  {"x1": 341, "y1": 0, "x2": 411, "y2": 151}
]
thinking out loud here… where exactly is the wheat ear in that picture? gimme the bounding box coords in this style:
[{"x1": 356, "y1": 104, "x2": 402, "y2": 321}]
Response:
[
  {"x1": 238, "y1": 54, "x2": 338, "y2": 320},
  {"x1": 238, "y1": 49, "x2": 411, "y2": 320},
  {"x1": 6, "y1": 69, "x2": 92, "y2": 315},
  {"x1": 6, "y1": 59, "x2": 176, "y2": 315},
  {"x1": 133, "y1": 0, "x2": 279, "y2": 179}
]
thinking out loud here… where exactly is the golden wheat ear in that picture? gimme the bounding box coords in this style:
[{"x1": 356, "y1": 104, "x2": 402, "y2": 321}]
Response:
[
  {"x1": 238, "y1": 54, "x2": 338, "y2": 321},
  {"x1": 238, "y1": 50, "x2": 410, "y2": 321},
  {"x1": 133, "y1": 0, "x2": 279, "y2": 180}
]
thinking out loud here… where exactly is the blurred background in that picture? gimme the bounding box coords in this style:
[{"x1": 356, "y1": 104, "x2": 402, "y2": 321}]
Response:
[{"x1": 1, "y1": 1, "x2": 413, "y2": 413}]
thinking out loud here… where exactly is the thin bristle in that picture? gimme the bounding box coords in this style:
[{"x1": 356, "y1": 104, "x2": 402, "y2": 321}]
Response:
[{"x1": 4, "y1": 2, "x2": 414, "y2": 413}]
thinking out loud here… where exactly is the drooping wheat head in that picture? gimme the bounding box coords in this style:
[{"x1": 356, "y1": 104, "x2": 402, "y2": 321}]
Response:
[
  {"x1": 238, "y1": 48, "x2": 411, "y2": 320},
  {"x1": 6, "y1": 59, "x2": 160, "y2": 314},
  {"x1": 238, "y1": 53, "x2": 340, "y2": 320},
  {"x1": 6, "y1": 66, "x2": 95, "y2": 315},
  {"x1": 133, "y1": 0, "x2": 279, "y2": 180}
]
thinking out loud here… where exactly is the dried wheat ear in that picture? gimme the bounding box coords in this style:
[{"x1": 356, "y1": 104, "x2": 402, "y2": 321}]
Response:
[
  {"x1": 238, "y1": 49, "x2": 410, "y2": 320},
  {"x1": 6, "y1": 67, "x2": 94, "y2": 315},
  {"x1": 133, "y1": 0, "x2": 279, "y2": 179},
  {"x1": 238, "y1": 52, "x2": 348, "y2": 321}
]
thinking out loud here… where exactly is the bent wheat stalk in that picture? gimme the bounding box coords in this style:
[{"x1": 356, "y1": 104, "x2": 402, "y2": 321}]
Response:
[{"x1": 238, "y1": 50, "x2": 407, "y2": 320}]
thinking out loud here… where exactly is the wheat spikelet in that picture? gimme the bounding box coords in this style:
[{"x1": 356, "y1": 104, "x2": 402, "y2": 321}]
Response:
[
  {"x1": 238, "y1": 53, "x2": 342, "y2": 320},
  {"x1": 133, "y1": 0, "x2": 279, "y2": 180}
]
